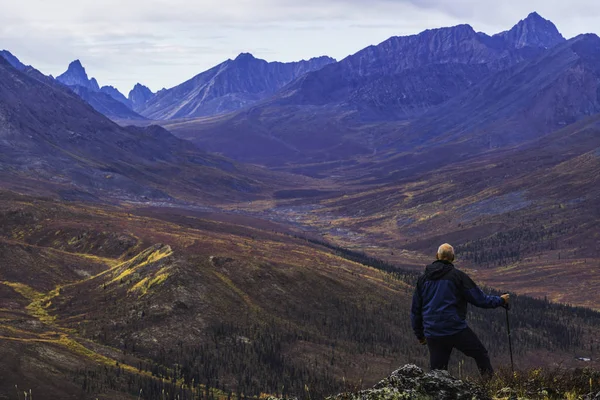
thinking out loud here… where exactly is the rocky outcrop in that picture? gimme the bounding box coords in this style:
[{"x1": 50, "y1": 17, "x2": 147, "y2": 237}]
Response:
[{"x1": 328, "y1": 365, "x2": 490, "y2": 400}]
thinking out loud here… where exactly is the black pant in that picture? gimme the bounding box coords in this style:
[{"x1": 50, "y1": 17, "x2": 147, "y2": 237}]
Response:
[{"x1": 426, "y1": 327, "x2": 493, "y2": 377}]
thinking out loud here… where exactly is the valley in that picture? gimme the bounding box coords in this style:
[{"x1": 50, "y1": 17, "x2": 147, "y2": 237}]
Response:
[
  {"x1": 1, "y1": 191, "x2": 600, "y2": 400},
  {"x1": 1, "y1": 8, "x2": 600, "y2": 400}
]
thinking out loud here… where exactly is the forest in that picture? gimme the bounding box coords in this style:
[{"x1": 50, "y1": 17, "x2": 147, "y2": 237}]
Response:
[{"x1": 69, "y1": 240, "x2": 600, "y2": 399}]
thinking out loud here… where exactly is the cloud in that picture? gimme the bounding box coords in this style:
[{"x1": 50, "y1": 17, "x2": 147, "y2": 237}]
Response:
[{"x1": 1, "y1": 0, "x2": 599, "y2": 94}]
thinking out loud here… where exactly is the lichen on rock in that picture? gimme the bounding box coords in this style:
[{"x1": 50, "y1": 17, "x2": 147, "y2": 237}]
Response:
[{"x1": 328, "y1": 365, "x2": 490, "y2": 400}]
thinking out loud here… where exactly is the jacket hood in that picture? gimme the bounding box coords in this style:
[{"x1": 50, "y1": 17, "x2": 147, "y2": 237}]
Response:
[{"x1": 424, "y1": 260, "x2": 454, "y2": 280}]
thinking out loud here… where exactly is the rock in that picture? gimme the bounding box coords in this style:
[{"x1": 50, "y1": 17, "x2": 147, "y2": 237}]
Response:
[
  {"x1": 329, "y1": 365, "x2": 491, "y2": 400},
  {"x1": 583, "y1": 391, "x2": 600, "y2": 400}
]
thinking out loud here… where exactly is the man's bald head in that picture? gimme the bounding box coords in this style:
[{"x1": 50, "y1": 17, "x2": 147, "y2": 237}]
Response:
[{"x1": 437, "y1": 243, "x2": 455, "y2": 262}]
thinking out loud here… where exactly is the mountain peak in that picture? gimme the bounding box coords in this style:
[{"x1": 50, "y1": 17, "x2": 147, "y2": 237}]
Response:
[
  {"x1": 0, "y1": 50, "x2": 27, "y2": 71},
  {"x1": 68, "y1": 59, "x2": 84, "y2": 69},
  {"x1": 129, "y1": 83, "x2": 155, "y2": 112},
  {"x1": 235, "y1": 52, "x2": 256, "y2": 62},
  {"x1": 496, "y1": 11, "x2": 565, "y2": 49},
  {"x1": 57, "y1": 59, "x2": 100, "y2": 91},
  {"x1": 527, "y1": 11, "x2": 543, "y2": 20}
]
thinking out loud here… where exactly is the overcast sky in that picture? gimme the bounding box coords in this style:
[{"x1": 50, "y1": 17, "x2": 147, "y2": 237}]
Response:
[{"x1": 1, "y1": 0, "x2": 598, "y2": 94}]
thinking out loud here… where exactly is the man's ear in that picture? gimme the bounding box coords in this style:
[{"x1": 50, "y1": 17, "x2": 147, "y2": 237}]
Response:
[{"x1": 436, "y1": 253, "x2": 439, "y2": 260}]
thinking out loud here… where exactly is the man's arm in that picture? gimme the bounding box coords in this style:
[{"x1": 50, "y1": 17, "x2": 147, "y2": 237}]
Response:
[
  {"x1": 410, "y1": 282, "x2": 425, "y2": 340},
  {"x1": 460, "y1": 271, "x2": 505, "y2": 309}
]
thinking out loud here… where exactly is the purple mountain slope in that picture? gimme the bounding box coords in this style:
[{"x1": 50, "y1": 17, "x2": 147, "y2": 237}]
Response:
[
  {"x1": 140, "y1": 54, "x2": 336, "y2": 120},
  {"x1": 100, "y1": 85, "x2": 132, "y2": 107},
  {"x1": 56, "y1": 60, "x2": 144, "y2": 120},
  {"x1": 128, "y1": 83, "x2": 155, "y2": 112},
  {"x1": 494, "y1": 11, "x2": 565, "y2": 49},
  {"x1": 0, "y1": 55, "x2": 271, "y2": 202},
  {"x1": 166, "y1": 12, "x2": 568, "y2": 166},
  {"x1": 0, "y1": 50, "x2": 27, "y2": 71}
]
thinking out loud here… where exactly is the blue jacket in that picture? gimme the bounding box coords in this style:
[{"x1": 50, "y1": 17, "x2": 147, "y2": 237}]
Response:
[{"x1": 410, "y1": 260, "x2": 505, "y2": 339}]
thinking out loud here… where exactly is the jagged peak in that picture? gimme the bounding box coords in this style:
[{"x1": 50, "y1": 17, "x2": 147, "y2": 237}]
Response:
[
  {"x1": 527, "y1": 11, "x2": 544, "y2": 20},
  {"x1": 235, "y1": 52, "x2": 256, "y2": 61},
  {"x1": 133, "y1": 82, "x2": 151, "y2": 90},
  {"x1": 0, "y1": 50, "x2": 27, "y2": 71},
  {"x1": 308, "y1": 55, "x2": 337, "y2": 62},
  {"x1": 67, "y1": 59, "x2": 85, "y2": 70},
  {"x1": 422, "y1": 23, "x2": 477, "y2": 35},
  {"x1": 495, "y1": 11, "x2": 565, "y2": 49}
]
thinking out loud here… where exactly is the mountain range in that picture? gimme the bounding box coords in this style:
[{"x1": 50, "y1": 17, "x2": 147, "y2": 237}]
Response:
[
  {"x1": 163, "y1": 12, "x2": 579, "y2": 168},
  {"x1": 3, "y1": 10, "x2": 600, "y2": 400},
  {"x1": 138, "y1": 53, "x2": 336, "y2": 119},
  {"x1": 0, "y1": 55, "x2": 291, "y2": 203},
  {"x1": 1, "y1": 51, "x2": 335, "y2": 122},
  {"x1": 54, "y1": 60, "x2": 145, "y2": 120}
]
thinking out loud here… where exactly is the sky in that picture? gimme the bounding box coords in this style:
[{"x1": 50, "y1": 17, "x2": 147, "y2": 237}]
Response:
[{"x1": 1, "y1": 0, "x2": 599, "y2": 95}]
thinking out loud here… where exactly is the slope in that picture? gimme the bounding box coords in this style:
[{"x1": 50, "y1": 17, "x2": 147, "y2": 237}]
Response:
[
  {"x1": 55, "y1": 60, "x2": 144, "y2": 120},
  {"x1": 164, "y1": 12, "x2": 565, "y2": 167},
  {"x1": 140, "y1": 53, "x2": 335, "y2": 120},
  {"x1": 0, "y1": 56, "x2": 288, "y2": 204},
  {"x1": 398, "y1": 33, "x2": 600, "y2": 150},
  {"x1": 1, "y1": 190, "x2": 599, "y2": 400},
  {"x1": 280, "y1": 110, "x2": 600, "y2": 309}
]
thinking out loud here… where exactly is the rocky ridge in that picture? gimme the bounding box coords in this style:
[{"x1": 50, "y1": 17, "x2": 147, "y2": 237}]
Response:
[
  {"x1": 139, "y1": 53, "x2": 336, "y2": 119},
  {"x1": 55, "y1": 59, "x2": 144, "y2": 120}
]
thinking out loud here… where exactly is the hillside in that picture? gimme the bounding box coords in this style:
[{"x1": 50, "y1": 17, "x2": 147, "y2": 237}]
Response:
[
  {"x1": 1, "y1": 190, "x2": 599, "y2": 400},
  {"x1": 0, "y1": 56, "x2": 292, "y2": 204},
  {"x1": 251, "y1": 109, "x2": 600, "y2": 311}
]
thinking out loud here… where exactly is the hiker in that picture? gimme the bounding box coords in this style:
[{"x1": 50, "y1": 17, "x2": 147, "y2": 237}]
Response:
[{"x1": 410, "y1": 243, "x2": 509, "y2": 377}]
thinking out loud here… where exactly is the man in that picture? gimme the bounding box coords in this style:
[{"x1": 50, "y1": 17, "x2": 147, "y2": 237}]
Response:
[{"x1": 410, "y1": 243, "x2": 509, "y2": 377}]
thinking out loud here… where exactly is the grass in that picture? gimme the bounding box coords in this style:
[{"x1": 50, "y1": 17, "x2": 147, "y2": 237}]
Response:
[{"x1": 484, "y1": 366, "x2": 600, "y2": 399}]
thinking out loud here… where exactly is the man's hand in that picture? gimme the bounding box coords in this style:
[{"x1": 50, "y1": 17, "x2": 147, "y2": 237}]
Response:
[
  {"x1": 419, "y1": 337, "x2": 427, "y2": 345},
  {"x1": 501, "y1": 293, "x2": 510, "y2": 304}
]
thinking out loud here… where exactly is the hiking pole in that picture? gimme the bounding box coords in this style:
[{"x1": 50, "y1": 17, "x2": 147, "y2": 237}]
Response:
[{"x1": 504, "y1": 302, "x2": 514, "y2": 373}]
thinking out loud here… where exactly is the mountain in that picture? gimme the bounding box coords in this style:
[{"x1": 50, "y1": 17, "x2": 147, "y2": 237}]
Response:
[
  {"x1": 399, "y1": 33, "x2": 600, "y2": 150},
  {"x1": 99, "y1": 84, "x2": 131, "y2": 107},
  {"x1": 0, "y1": 50, "x2": 26, "y2": 71},
  {"x1": 56, "y1": 59, "x2": 144, "y2": 120},
  {"x1": 56, "y1": 59, "x2": 100, "y2": 91},
  {"x1": 494, "y1": 11, "x2": 565, "y2": 49},
  {"x1": 128, "y1": 82, "x2": 155, "y2": 112},
  {"x1": 165, "y1": 13, "x2": 567, "y2": 166},
  {"x1": 276, "y1": 12, "x2": 564, "y2": 117},
  {"x1": 0, "y1": 55, "x2": 276, "y2": 203},
  {"x1": 139, "y1": 53, "x2": 336, "y2": 120}
]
